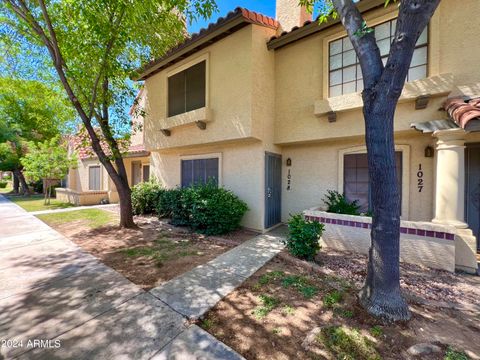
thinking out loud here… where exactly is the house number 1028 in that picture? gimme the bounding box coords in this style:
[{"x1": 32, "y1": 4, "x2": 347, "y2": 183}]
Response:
[{"x1": 417, "y1": 164, "x2": 424, "y2": 193}]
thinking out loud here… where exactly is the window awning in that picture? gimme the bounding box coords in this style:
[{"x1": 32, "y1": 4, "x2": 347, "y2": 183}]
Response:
[{"x1": 410, "y1": 119, "x2": 458, "y2": 134}]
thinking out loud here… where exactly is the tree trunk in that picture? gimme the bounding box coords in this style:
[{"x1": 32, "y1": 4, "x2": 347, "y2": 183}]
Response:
[
  {"x1": 13, "y1": 172, "x2": 19, "y2": 194},
  {"x1": 358, "y1": 93, "x2": 410, "y2": 322},
  {"x1": 112, "y1": 175, "x2": 136, "y2": 228},
  {"x1": 14, "y1": 169, "x2": 30, "y2": 196}
]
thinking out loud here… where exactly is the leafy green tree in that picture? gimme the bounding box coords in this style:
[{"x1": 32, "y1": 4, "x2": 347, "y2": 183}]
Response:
[
  {"x1": 21, "y1": 136, "x2": 77, "y2": 204},
  {"x1": 0, "y1": 77, "x2": 74, "y2": 194},
  {"x1": 2, "y1": 0, "x2": 217, "y2": 227},
  {"x1": 300, "y1": 0, "x2": 440, "y2": 321}
]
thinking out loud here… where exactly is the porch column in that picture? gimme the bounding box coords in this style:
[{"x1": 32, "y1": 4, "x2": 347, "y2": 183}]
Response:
[{"x1": 432, "y1": 128, "x2": 468, "y2": 228}]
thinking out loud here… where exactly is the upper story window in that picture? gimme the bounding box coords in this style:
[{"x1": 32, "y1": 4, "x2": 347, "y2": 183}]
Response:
[
  {"x1": 329, "y1": 19, "x2": 428, "y2": 97},
  {"x1": 168, "y1": 60, "x2": 206, "y2": 117}
]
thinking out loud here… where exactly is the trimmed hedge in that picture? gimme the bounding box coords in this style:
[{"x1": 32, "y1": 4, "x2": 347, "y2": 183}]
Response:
[
  {"x1": 0, "y1": 181, "x2": 7, "y2": 189},
  {"x1": 156, "y1": 183, "x2": 249, "y2": 235},
  {"x1": 284, "y1": 214, "x2": 324, "y2": 260},
  {"x1": 131, "y1": 181, "x2": 164, "y2": 215}
]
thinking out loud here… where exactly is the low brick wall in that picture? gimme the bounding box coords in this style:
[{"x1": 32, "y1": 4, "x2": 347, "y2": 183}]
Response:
[
  {"x1": 304, "y1": 208, "x2": 456, "y2": 272},
  {"x1": 56, "y1": 188, "x2": 109, "y2": 206}
]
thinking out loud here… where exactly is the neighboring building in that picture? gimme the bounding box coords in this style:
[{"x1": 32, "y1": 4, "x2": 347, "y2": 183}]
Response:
[
  {"x1": 57, "y1": 89, "x2": 150, "y2": 205},
  {"x1": 133, "y1": 0, "x2": 480, "y2": 272}
]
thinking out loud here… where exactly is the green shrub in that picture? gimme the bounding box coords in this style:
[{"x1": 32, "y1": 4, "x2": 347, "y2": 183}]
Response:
[
  {"x1": 157, "y1": 188, "x2": 192, "y2": 225},
  {"x1": 284, "y1": 214, "x2": 324, "y2": 260},
  {"x1": 157, "y1": 183, "x2": 248, "y2": 235},
  {"x1": 323, "y1": 190, "x2": 360, "y2": 215},
  {"x1": 131, "y1": 181, "x2": 164, "y2": 215},
  {"x1": 0, "y1": 181, "x2": 7, "y2": 189},
  {"x1": 187, "y1": 182, "x2": 249, "y2": 235}
]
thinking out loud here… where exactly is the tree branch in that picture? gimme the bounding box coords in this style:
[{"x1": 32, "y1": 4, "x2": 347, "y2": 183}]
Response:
[
  {"x1": 331, "y1": 0, "x2": 384, "y2": 90},
  {"x1": 379, "y1": 0, "x2": 441, "y2": 101}
]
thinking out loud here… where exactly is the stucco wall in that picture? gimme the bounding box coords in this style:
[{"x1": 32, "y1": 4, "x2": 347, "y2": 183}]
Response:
[
  {"x1": 281, "y1": 133, "x2": 436, "y2": 223},
  {"x1": 273, "y1": 0, "x2": 480, "y2": 146},
  {"x1": 67, "y1": 156, "x2": 149, "y2": 204},
  {"x1": 304, "y1": 210, "x2": 456, "y2": 272},
  {"x1": 143, "y1": 24, "x2": 277, "y2": 152},
  {"x1": 150, "y1": 140, "x2": 265, "y2": 231}
]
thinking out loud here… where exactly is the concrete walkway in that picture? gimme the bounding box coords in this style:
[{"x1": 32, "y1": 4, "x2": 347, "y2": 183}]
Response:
[
  {"x1": 150, "y1": 227, "x2": 286, "y2": 320},
  {"x1": 0, "y1": 194, "x2": 286, "y2": 359}
]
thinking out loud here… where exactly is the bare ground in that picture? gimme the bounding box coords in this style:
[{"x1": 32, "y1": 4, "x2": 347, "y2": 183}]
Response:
[
  {"x1": 48, "y1": 213, "x2": 258, "y2": 290},
  {"x1": 200, "y1": 253, "x2": 480, "y2": 360}
]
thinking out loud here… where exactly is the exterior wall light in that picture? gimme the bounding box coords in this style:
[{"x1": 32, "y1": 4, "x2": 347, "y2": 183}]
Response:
[
  {"x1": 286, "y1": 158, "x2": 292, "y2": 167},
  {"x1": 424, "y1": 145, "x2": 434, "y2": 158}
]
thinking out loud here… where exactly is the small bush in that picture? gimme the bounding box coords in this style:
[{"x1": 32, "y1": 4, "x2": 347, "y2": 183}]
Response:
[
  {"x1": 186, "y1": 182, "x2": 249, "y2": 235},
  {"x1": 157, "y1": 183, "x2": 248, "y2": 235},
  {"x1": 131, "y1": 181, "x2": 164, "y2": 215},
  {"x1": 0, "y1": 181, "x2": 7, "y2": 189},
  {"x1": 323, "y1": 190, "x2": 360, "y2": 215},
  {"x1": 444, "y1": 347, "x2": 470, "y2": 360},
  {"x1": 284, "y1": 214, "x2": 324, "y2": 260},
  {"x1": 157, "y1": 188, "x2": 190, "y2": 222},
  {"x1": 323, "y1": 290, "x2": 343, "y2": 308}
]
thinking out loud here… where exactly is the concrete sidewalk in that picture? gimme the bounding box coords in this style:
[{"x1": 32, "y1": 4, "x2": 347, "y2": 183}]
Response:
[
  {"x1": 150, "y1": 227, "x2": 286, "y2": 320},
  {"x1": 0, "y1": 195, "x2": 245, "y2": 359}
]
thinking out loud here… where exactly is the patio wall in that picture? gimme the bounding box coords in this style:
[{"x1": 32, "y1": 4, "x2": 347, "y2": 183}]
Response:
[
  {"x1": 56, "y1": 188, "x2": 110, "y2": 206},
  {"x1": 304, "y1": 208, "x2": 456, "y2": 272}
]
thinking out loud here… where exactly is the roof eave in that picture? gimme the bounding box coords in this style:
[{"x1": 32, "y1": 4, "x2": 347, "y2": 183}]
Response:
[
  {"x1": 133, "y1": 14, "x2": 247, "y2": 81},
  {"x1": 267, "y1": 0, "x2": 387, "y2": 51}
]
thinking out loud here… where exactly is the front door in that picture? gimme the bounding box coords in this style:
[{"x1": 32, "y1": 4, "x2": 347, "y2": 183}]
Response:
[
  {"x1": 265, "y1": 152, "x2": 282, "y2": 229},
  {"x1": 465, "y1": 144, "x2": 480, "y2": 251}
]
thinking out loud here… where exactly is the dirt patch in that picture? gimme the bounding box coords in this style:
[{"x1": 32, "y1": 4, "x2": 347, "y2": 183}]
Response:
[
  {"x1": 200, "y1": 256, "x2": 480, "y2": 360},
  {"x1": 312, "y1": 249, "x2": 480, "y2": 308},
  {"x1": 48, "y1": 214, "x2": 258, "y2": 290}
]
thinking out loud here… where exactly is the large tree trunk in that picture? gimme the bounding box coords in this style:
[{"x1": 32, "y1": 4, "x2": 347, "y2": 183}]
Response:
[
  {"x1": 359, "y1": 95, "x2": 410, "y2": 322},
  {"x1": 13, "y1": 172, "x2": 19, "y2": 194},
  {"x1": 331, "y1": 0, "x2": 441, "y2": 322},
  {"x1": 14, "y1": 169, "x2": 30, "y2": 196},
  {"x1": 102, "y1": 160, "x2": 135, "y2": 228}
]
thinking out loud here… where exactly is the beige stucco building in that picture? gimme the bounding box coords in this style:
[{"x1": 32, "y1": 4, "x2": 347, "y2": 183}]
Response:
[
  {"x1": 134, "y1": 0, "x2": 480, "y2": 273},
  {"x1": 57, "y1": 90, "x2": 151, "y2": 205}
]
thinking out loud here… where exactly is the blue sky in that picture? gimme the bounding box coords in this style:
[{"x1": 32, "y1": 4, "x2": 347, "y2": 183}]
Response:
[{"x1": 187, "y1": 0, "x2": 276, "y2": 33}]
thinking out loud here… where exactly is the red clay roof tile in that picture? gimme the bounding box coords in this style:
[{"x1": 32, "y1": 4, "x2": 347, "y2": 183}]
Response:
[{"x1": 445, "y1": 97, "x2": 480, "y2": 129}]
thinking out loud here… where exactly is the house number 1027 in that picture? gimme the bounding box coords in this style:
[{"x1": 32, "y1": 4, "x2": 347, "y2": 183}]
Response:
[{"x1": 417, "y1": 164, "x2": 424, "y2": 193}]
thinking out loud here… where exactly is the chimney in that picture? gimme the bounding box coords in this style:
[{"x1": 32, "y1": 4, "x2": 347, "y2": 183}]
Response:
[{"x1": 276, "y1": 0, "x2": 312, "y2": 32}]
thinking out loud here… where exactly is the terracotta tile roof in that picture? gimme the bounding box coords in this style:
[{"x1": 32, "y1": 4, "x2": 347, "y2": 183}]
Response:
[
  {"x1": 267, "y1": 0, "x2": 387, "y2": 50},
  {"x1": 134, "y1": 7, "x2": 279, "y2": 80},
  {"x1": 69, "y1": 134, "x2": 148, "y2": 160},
  {"x1": 445, "y1": 97, "x2": 480, "y2": 129}
]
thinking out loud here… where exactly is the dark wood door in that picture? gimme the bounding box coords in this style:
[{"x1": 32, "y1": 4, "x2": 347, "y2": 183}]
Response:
[
  {"x1": 265, "y1": 152, "x2": 282, "y2": 229},
  {"x1": 466, "y1": 144, "x2": 480, "y2": 251}
]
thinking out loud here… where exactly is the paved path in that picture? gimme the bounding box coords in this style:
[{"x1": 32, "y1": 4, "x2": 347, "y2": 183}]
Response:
[
  {"x1": 150, "y1": 227, "x2": 286, "y2": 320},
  {"x1": 0, "y1": 194, "x2": 285, "y2": 359}
]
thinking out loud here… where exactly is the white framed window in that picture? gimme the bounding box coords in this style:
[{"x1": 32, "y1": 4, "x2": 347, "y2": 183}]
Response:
[
  {"x1": 328, "y1": 19, "x2": 428, "y2": 97},
  {"x1": 88, "y1": 165, "x2": 102, "y2": 190}
]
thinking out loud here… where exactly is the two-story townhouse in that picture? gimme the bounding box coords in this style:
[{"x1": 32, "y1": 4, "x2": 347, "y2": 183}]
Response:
[
  {"x1": 134, "y1": 0, "x2": 480, "y2": 273},
  {"x1": 57, "y1": 88, "x2": 151, "y2": 205}
]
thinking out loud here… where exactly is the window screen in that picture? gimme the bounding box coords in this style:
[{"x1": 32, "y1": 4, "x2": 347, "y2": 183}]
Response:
[
  {"x1": 168, "y1": 61, "x2": 206, "y2": 117},
  {"x1": 343, "y1": 152, "x2": 402, "y2": 212},
  {"x1": 89, "y1": 165, "x2": 101, "y2": 190},
  {"x1": 181, "y1": 158, "x2": 218, "y2": 188},
  {"x1": 329, "y1": 19, "x2": 428, "y2": 97}
]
